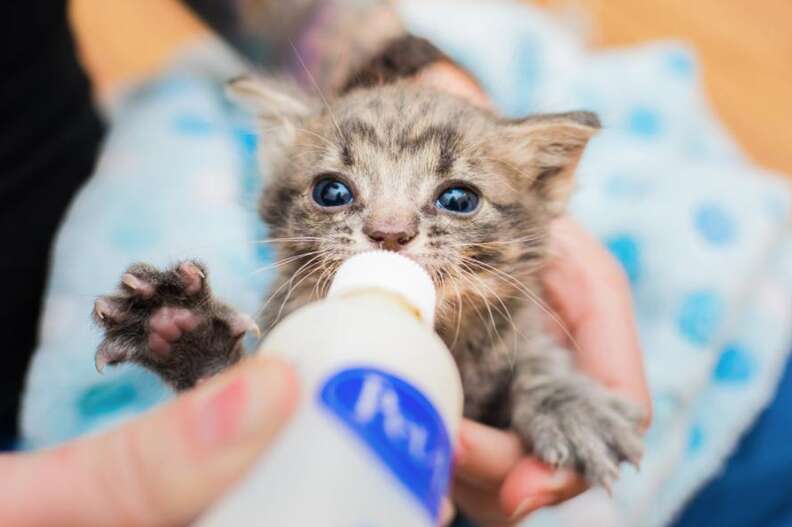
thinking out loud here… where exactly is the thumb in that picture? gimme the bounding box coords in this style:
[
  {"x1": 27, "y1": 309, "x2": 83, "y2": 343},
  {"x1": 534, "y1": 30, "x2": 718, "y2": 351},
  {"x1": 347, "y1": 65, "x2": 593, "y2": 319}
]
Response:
[
  {"x1": 500, "y1": 459, "x2": 588, "y2": 519},
  {"x1": 0, "y1": 356, "x2": 297, "y2": 527}
]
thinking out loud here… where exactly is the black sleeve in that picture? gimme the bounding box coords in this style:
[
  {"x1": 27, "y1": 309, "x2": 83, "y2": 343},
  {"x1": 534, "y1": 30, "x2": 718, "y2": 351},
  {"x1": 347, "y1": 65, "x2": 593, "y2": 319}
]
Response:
[{"x1": 0, "y1": 0, "x2": 105, "y2": 446}]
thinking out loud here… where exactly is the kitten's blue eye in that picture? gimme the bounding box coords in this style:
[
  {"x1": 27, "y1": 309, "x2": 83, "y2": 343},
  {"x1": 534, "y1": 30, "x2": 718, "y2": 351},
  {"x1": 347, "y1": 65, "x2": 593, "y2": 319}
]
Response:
[
  {"x1": 313, "y1": 177, "x2": 354, "y2": 208},
  {"x1": 436, "y1": 186, "x2": 480, "y2": 214}
]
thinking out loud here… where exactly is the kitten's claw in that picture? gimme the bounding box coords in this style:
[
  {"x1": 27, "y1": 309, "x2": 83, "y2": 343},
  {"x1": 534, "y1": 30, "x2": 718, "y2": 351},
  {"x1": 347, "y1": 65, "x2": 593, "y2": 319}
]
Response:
[
  {"x1": 177, "y1": 261, "x2": 206, "y2": 295},
  {"x1": 94, "y1": 347, "x2": 116, "y2": 374},
  {"x1": 94, "y1": 341, "x2": 131, "y2": 374},
  {"x1": 230, "y1": 313, "x2": 261, "y2": 339},
  {"x1": 601, "y1": 477, "x2": 615, "y2": 497},
  {"x1": 95, "y1": 351, "x2": 108, "y2": 373},
  {"x1": 121, "y1": 273, "x2": 154, "y2": 298},
  {"x1": 513, "y1": 381, "x2": 645, "y2": 489},
  {"x1": 94, "y1": 298, "x2": 109, "y2": 321},
  {"x1": 93, "y1": 297, "x2": 123, "y2": 326}
]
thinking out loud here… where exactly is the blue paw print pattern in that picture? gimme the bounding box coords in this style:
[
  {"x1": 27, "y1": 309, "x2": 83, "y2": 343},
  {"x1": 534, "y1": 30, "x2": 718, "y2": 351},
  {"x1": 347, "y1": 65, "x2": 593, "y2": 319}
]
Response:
[
  {"x1": 628, "y1": 105, "x2": 663, "y2": 138},
  {"x1": 234, "y1": 127, "x2": 258, "y2": 157},
  {"x1": 74, "y1": 371, "x2": 170, "y2": 439},
  {"x1": 694, "y1": 203, "x2": 737, "y2": 246},
  {"x1": 687, "y1": 424, "x2": 705, "y2": 454},
  {"x1": 606, "y1": 234, "x2": 642, "y2": 286},
  {"x1": 233, "y1": 125, "x2": 262, "y2": 204},
  {"x1": 678, "y1": 290, "x2": 725, "y2": 347},
  {"x1": 78, "y1": 382, "x2": 138, "y2": 419},
  {"x1": 713, "y1": 342, "x2": 756, "y2": 383},
  {"x1": 665, "y1": 49, "x2": 695, "y2": 78}
]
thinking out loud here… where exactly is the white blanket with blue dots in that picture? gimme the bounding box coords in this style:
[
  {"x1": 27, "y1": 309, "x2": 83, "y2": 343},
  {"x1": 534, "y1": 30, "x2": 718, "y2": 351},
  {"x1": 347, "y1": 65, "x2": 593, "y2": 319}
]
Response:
[{"x1": 20, "y1": 2, "x2": 792, "y2": 526}]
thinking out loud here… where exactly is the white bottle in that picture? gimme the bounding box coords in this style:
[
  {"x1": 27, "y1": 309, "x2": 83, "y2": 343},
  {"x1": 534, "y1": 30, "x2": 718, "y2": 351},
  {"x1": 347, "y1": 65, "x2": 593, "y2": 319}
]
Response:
[{"x1": 199, "y1": 251, "x2": 464, "y2": 527}]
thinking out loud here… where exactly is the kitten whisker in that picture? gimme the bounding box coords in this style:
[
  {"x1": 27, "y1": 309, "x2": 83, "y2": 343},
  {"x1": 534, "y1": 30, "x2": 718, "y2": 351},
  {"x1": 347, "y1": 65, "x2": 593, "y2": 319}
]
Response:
[
  {"x1": 450, "y1": 233, "x2": 546, "y2": 248},
  {"x1": 289, "y1": 40, "x2": 348, "y2": 145},
  {"x1": 457, "y1": 262, "x2": 518, "y2": 366},
  {"x1": 270, "y1": 255, "x2": 327, "y2": 329},
  {"x1": 450, "y1": 279, "x2": 464, "y2": 350},
  {"x1": 289, "y1": 126, "x2": 339, "y2": 152},
  {"x1": 250, "y1": 249, "x2": 327, "y2": 276},
  {"x1": 312, "y1": 267, "x2": 328, "y2": 300},
  {"x1": 459, "y1": 262, "x2": 522, "y2": 340},
  {"x1": 312, "y1": 258, "x2": 341, "y2": 300},
  {"x1": 450, "y1": 266, "x2": 502, "y2": 350},
  {"x1": 252, "y1": 236, "x2": 324, "y2": 245},
  {"x1": 257, "y1": 250, "x2": 331, "y2": 321},
  {"x1": 459, "y1": 256, "x2": 582, "y2": 356}
]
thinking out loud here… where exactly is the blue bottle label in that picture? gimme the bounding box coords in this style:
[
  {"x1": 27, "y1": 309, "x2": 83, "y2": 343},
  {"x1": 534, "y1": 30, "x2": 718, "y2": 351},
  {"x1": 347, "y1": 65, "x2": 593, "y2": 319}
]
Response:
[{"x1": 319, "y1": 367, "x2": 452, "y2": 523}]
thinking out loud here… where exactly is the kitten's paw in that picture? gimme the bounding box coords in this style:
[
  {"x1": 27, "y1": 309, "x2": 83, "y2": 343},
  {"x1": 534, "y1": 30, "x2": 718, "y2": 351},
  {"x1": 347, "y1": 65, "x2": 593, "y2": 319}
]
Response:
[
  {"x1": 513, "y1": 382, "x2": 645, "y2": 490},
  {"x1": 93, "y1": 261, "x2": 260, "y2": 390}
]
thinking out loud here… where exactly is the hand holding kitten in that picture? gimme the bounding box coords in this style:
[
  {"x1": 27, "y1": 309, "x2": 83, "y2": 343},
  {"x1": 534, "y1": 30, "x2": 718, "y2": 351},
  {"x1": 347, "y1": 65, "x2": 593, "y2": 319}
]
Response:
[{"x1": 448, "y1": 217, "x2": 651, "y2": 526}]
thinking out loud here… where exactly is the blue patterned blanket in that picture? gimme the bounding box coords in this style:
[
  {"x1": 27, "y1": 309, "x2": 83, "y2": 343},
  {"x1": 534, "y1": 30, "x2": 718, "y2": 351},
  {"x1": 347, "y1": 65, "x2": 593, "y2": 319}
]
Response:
[{"x1": 21, "y1": 3, "x2": 792, "y2": 526}]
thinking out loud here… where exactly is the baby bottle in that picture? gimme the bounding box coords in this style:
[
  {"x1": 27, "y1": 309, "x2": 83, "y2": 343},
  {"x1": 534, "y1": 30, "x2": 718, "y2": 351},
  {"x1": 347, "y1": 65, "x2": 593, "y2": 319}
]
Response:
[{"x1": 199, "y1": 250, "x2": 463, "y2": 526}]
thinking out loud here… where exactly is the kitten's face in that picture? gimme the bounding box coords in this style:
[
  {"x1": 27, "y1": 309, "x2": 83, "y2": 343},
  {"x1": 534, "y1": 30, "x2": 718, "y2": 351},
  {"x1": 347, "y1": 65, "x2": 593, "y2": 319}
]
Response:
[{"x1": 232, "y1": 79, "x2": 598, "y2": 333}]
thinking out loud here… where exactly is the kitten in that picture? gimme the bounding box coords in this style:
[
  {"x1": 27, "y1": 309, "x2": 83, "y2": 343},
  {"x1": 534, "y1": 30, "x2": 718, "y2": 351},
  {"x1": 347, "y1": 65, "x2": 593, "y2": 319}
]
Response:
[{"x1": 92, "y1": 33, "x2": 644, "y2": 488}]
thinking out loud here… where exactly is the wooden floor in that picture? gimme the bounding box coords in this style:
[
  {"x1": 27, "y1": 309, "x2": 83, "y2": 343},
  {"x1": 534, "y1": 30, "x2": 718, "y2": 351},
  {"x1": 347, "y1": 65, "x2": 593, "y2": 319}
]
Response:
[{"x1": 71, "y1": 0, "x2": 792, "y2": 176}]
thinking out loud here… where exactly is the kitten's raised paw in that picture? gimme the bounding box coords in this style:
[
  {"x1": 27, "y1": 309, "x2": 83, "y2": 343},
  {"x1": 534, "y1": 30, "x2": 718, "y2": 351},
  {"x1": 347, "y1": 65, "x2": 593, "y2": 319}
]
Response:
[
  {"x1": 93, "y1": 261, "x2": 259, "y2": 390},
  {"x1": 512, "y1": 382, "x2": 645, "y2": 491}
]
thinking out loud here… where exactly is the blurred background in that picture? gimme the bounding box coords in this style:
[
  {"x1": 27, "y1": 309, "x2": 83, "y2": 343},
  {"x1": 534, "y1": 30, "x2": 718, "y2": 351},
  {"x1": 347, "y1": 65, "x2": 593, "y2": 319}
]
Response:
[{"x1": 70, "y1": 0, "x2": 792, "y2": 176}]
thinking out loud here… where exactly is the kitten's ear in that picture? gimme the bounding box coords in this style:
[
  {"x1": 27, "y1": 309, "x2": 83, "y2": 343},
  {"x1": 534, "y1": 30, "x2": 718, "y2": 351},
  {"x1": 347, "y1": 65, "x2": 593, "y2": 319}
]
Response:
[
  {"x1": 226, "y1": 74, "x2": 314, "y2": 124},
  {"x1": 498, "y1": 111, "x2": 600, "y2": 215}
]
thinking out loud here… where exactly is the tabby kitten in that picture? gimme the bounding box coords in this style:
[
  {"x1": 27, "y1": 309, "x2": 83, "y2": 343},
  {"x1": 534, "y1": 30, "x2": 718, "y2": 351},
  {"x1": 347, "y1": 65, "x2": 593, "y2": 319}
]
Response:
[{"x1": 92, "y1": 35, "x2": 643, "y2": 488}]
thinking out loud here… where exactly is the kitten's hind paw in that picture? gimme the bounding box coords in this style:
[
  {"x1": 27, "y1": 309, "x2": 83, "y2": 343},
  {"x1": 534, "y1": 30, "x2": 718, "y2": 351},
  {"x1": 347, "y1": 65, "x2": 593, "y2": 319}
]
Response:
[
  {"x1": 512, "y1": 381, "x2": 645, "y2": 490},
  {"x1": 93, "y1": 261, "x2": 259, "y2": 390}
]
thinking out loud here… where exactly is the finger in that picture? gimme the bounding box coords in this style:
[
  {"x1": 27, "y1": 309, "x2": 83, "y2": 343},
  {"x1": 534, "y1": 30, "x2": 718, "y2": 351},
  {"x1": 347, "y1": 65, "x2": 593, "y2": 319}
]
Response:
[
  {"x1": 0, "y1": 357, "x2": 298, "y2": 527},
  {"x1": 543, "y1": 217, "x2": 652, "y2": 426},
  {"x1": 454, "y1": 420, "x2": 524, "y2": 489},
  {"x1": 453, "y1": 479, "x2": 514, "y2": 527},
  {"x1": 499, "y1": 457, "x2": 588, "y2": 519},
  {"x1": 415, "y1": 61, "x2": 494, "y2": 109},
  {"x1": 439, "y1": 497, "x2": 456, "y2": 527}
]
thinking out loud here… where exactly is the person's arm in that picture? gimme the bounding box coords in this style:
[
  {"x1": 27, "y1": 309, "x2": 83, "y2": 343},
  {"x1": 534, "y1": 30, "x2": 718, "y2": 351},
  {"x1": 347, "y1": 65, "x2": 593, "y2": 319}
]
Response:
[{"x1": 0, "y1": 357, "x2": 297, "y2": 527}]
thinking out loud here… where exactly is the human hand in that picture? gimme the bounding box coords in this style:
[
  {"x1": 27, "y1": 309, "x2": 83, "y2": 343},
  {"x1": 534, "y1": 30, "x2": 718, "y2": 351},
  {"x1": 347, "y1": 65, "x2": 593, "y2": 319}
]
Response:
[
  {"x1": 0, "y1": 357, "x2": 297, "y2": 527},
  {"x1": 449, "y1": 217, "x2": 652, "y2": 526}
]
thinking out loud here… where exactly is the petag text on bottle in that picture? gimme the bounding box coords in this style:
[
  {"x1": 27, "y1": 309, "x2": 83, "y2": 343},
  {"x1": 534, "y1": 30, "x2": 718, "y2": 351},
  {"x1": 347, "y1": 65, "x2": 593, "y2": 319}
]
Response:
[{"x1": 319, "y1": 367, "x2": 452, "y2": 523}]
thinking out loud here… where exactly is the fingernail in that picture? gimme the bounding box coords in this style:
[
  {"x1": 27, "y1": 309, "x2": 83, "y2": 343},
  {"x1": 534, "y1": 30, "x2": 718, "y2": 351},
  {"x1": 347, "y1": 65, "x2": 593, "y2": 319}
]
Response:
[
  {"x1": 193, "y1": 358, "x2": 296, "y2": 449},
  {"x1": 547, "y1": 469, "x2": 576, "y2": 491},
  {"x1": 509, "y1": 497, "x2": 536, "y2": 521},
  {"x1": 509, "y1": 494, "x2": 555, "y2": 520},
  {"x1": 440, "y1": 498, "x2": 456, "y2": 526}
]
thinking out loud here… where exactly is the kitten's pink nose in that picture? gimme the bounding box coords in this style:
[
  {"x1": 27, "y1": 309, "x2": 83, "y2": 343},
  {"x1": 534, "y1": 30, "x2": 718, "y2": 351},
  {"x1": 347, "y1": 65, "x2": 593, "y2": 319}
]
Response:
[{"x1": 363, "y1": 224, "x2": 417, "y2": 252}]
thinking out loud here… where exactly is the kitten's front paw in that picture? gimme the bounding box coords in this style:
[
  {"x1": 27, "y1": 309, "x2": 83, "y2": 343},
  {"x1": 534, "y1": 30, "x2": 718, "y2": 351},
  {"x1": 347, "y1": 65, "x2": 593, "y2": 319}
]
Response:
[
  {"x1": 92, "y1": 261, "x2": 260, "y2": 390},
  {"x1": 512, "y1": 382, "x2": 645, "y2": 490}
]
